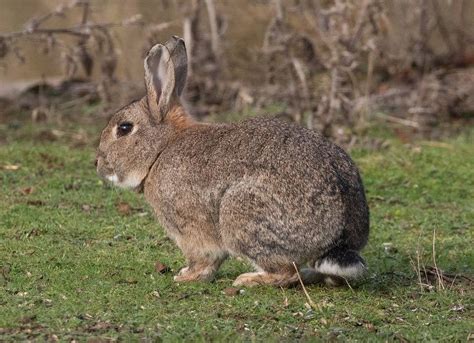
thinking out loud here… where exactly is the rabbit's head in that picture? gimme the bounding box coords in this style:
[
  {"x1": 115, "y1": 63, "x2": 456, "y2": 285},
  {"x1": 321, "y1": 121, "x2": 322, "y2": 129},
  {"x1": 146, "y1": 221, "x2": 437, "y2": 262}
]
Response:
[{"x1": 96, "y1": 36, "x2": 189, "y2": 190}]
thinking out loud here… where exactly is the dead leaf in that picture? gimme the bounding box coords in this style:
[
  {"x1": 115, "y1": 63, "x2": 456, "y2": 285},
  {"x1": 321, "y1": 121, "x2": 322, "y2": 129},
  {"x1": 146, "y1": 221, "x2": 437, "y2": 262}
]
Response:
[
  {"x1": 82, "y1": 204, "x2": 91, "y2": 212},
  {"x1": 20, "y1": 187, "x2": 35, "y2": 195},
  {"x1": 154, "y1": 261, "x2": 170, "y2": 274},
  {"x1": 3, "y1": 164, "x2": 20, "y2": 170},
  {"x1": 223, "y1": 287, "x2": 240, "y2": 296},
  {"x1": 116, "y1": 201, "x2": 131, "y2": 215}
]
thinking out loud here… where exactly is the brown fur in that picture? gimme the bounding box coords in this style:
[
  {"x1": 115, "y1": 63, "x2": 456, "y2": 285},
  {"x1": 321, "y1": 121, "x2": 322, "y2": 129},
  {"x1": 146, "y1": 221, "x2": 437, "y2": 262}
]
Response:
[
  {"x1": 165, "y1": 105, "x2": 196, "y2": 130},
  {"x1": 96, "y1": 37, "x2": 369, "y2": 288}
]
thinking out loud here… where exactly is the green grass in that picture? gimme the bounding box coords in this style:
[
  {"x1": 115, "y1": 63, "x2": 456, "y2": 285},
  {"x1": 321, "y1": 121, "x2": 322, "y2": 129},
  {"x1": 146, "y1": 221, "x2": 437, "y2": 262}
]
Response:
[{"x1": 0, "y1": 121, "x2": 473, "y2": 342}]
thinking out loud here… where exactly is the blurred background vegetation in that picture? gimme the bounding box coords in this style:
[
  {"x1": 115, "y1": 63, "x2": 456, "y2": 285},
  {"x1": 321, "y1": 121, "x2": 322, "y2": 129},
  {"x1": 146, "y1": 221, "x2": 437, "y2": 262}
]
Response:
[{"x1": 0, "y1": 0, "x2": 473, "y2": 145}]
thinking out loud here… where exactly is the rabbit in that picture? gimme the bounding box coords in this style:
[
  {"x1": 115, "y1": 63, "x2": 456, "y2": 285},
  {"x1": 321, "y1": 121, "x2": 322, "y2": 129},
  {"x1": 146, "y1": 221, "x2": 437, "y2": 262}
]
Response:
[{"x1": 96, "y1": 36, "x2": 369, "y2": 287}]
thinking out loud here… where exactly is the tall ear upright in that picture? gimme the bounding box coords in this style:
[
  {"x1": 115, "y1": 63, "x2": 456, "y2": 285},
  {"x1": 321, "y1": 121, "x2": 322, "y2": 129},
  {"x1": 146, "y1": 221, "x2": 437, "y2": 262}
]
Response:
[
  {"x1": 165, "y1": 36, "x2": 188, "y2": 97},
  {"x1": 144, "y1": 36, "x2": 188, "y2": 121}
]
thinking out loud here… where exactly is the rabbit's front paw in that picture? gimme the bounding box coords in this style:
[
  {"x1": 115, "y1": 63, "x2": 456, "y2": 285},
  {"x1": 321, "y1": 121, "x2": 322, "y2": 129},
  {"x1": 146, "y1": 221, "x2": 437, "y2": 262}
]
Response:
[{"x1": 173, "y1": 266, "x2": 215, "y2": 282}]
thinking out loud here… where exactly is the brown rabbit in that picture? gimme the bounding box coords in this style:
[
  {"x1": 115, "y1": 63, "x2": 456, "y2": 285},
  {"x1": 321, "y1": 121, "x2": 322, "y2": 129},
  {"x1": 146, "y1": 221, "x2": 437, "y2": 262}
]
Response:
[{"x1": 96, "y1": 36, "x2": 369, "y2": 287}]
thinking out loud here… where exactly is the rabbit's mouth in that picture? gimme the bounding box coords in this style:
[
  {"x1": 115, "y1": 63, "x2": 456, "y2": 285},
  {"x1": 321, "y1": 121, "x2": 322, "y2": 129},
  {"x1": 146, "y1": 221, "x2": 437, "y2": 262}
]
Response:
[
  {"x1": 105, "y1": 172, "x2": 144, "y2": 190},
  {"x1": 106, "y1": 174, "x2": 120, "y2": 184},
  {"x1": 96, "y1": 154, "x2": 144, "y2": 191}
]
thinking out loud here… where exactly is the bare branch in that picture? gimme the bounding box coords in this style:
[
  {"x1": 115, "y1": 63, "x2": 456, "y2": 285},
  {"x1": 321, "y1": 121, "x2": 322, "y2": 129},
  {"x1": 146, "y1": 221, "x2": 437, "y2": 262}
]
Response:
[
  {"x1": 204, "y1": 0, "x2": 220, "y2": 58},
  {"x1": 431, "y1": 0, "x2": 457, "y2": 54}
]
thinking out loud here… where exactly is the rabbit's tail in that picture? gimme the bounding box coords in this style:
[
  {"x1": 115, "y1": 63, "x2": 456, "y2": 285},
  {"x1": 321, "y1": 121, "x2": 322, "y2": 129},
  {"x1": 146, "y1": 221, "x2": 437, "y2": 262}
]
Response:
[{"x1": 309, "y1": 247, "x2": 367, "y2": 286}]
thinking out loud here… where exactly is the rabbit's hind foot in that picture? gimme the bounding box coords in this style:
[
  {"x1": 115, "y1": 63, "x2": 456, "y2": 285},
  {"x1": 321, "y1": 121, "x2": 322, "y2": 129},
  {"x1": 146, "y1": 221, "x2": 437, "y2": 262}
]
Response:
[{"x1": 232, "y1": 271, "x2": 299, "y2": 287}]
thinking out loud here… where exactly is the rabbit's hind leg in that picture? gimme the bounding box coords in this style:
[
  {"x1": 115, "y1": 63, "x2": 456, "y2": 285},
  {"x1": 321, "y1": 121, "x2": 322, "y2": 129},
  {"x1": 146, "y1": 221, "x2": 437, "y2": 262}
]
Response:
[
  {"x1": 232, "y1": 272, "x2": 298, "y2": 287},
  {"x1": 232, "y1": 266, "x2": 298, "y2": 287}
]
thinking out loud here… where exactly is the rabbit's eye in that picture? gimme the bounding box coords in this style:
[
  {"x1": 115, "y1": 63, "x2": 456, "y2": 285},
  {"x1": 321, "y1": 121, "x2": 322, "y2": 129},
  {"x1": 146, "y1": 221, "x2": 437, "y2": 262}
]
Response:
[{"x1": 117, "y1": 122, "x2": 133, "y2": 137}]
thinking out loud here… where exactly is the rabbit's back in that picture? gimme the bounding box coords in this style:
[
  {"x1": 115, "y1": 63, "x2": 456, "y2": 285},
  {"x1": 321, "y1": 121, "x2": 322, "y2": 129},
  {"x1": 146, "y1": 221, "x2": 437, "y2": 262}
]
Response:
[{"x1": 146, "y1": 117, "x2": 369, "y2": 265}]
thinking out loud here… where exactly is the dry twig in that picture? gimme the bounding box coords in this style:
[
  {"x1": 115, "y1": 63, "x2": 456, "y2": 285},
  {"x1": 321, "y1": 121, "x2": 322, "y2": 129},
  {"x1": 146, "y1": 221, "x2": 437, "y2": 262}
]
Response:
[{"x1": 292, "y1": 262, "x2": 317, "y2": 310}]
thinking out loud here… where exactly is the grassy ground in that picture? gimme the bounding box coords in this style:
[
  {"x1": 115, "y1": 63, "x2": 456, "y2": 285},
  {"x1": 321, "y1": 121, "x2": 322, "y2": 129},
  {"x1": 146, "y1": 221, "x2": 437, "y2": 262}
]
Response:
[{"x1": 0, "y1": 119, "x2": 473, "y2": 342}]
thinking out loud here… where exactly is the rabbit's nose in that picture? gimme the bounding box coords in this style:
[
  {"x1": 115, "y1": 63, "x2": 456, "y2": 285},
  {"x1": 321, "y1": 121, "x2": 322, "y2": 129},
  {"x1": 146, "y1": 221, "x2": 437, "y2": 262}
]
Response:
[{"x1": 94, "y1": 158, "x2": 98, "y2": 167}]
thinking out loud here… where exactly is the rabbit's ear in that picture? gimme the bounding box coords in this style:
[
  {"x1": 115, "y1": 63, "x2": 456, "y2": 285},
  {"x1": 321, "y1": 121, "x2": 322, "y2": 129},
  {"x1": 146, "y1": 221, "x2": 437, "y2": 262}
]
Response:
[
  {"x1": 164, "y1": 36, "x2": 188, "y2": 97},
  {"x1": 144, "y1": 37, "x2": 187, "y2": 120}
]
